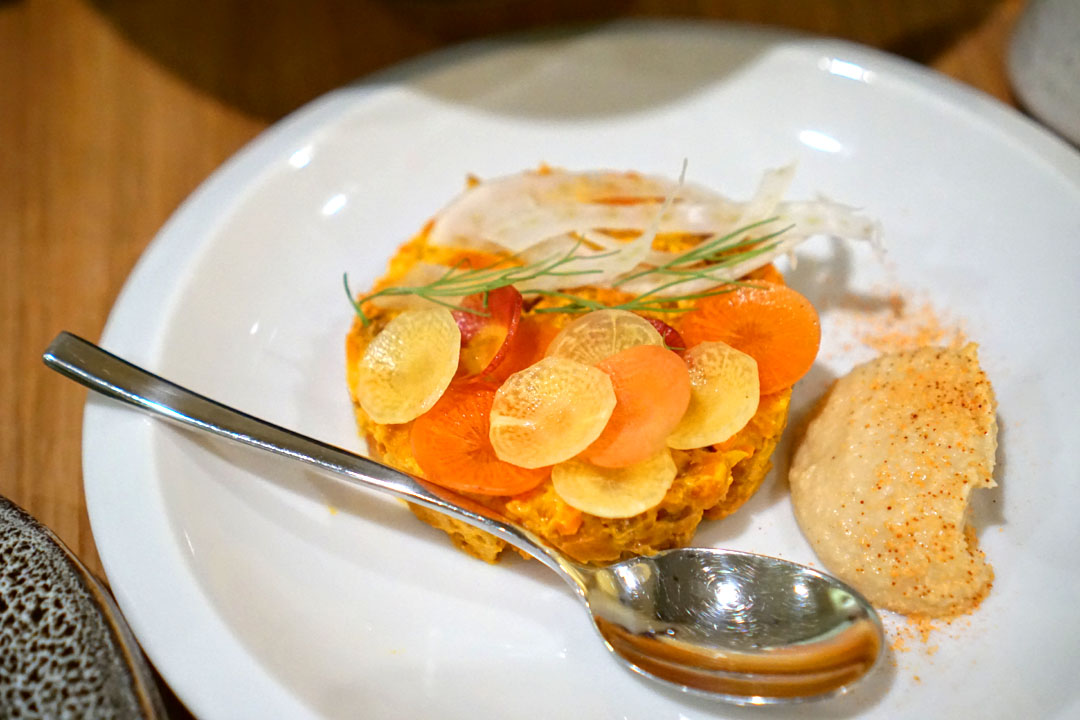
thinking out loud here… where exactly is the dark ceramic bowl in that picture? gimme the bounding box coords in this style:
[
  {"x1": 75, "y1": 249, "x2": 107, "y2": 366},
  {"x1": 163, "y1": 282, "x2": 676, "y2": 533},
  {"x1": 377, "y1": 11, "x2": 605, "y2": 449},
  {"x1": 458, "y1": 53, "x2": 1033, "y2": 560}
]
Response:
[{"x1": 0, "y1": 495, "x2": 166, "y2": 719}]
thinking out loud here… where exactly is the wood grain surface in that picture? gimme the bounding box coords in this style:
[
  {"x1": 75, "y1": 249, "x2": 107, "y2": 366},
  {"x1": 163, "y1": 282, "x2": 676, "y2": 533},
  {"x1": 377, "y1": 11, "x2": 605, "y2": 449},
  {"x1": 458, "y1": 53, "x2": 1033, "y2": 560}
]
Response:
[{"x1": 0, "y1": 0, "x2": 1029, "y2": 715}]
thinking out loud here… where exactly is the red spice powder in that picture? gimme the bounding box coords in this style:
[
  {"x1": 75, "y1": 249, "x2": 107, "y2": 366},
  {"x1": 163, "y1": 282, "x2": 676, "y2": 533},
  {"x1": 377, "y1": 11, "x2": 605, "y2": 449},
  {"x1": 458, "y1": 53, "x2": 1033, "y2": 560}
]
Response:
[
  {"x1": 828, "y1": 287, "x2": 967, "y2": 356},
  {"x1": 887, "y1": 611, "x2": 978, "y2": 659},
  {"x1": 860, "y1": 293, "x2": 967, "y2": 352}
]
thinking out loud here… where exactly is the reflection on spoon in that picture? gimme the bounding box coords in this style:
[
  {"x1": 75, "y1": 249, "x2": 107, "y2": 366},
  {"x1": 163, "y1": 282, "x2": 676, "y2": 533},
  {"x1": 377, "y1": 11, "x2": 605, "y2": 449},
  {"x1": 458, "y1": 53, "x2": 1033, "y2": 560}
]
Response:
[{"x1": 44, "y1": 331, "x2": 883, "y2": 705}]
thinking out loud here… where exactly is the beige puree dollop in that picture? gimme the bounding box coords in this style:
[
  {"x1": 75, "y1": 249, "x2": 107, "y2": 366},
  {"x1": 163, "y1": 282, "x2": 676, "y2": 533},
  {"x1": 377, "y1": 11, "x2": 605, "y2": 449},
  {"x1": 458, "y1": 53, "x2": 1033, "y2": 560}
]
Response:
[{"x1": 790, "y1": 344, "x2": 997, "y2": 617}]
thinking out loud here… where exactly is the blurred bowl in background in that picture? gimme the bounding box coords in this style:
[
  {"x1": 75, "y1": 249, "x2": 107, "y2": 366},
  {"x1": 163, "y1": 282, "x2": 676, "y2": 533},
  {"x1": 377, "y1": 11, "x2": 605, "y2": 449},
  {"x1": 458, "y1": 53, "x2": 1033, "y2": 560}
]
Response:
[{"x1": 1008, "y1": 0, "x2": 1080, "y2": 145}]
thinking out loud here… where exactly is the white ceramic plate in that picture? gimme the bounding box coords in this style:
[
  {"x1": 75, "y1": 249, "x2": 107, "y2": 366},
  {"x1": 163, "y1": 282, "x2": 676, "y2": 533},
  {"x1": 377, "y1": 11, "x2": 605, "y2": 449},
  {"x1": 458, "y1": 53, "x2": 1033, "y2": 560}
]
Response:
[{"x1": 83, "y1": 20, "x2": 1080, "y2": 720}]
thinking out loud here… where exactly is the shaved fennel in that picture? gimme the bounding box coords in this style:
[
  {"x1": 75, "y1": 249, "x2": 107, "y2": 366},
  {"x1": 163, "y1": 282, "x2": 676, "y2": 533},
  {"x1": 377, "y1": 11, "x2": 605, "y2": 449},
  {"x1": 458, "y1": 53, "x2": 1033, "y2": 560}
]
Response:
[{"x1": 347, "y1": 165, "x2": 881, "y2": 323}]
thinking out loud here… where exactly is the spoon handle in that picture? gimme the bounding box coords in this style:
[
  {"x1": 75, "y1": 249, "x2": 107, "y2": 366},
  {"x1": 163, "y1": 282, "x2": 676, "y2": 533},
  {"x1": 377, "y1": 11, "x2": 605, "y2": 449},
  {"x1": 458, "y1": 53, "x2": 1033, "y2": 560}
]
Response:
[{"x1": 43, "y1": 332, "x2": 581, "y2": 585}]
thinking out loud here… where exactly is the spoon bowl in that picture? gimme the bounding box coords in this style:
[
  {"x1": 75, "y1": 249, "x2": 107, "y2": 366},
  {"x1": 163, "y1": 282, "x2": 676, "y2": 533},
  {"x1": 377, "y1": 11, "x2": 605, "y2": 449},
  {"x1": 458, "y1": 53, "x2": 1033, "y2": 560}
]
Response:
[
  {"x1": 44, "y1": 331, "x2": 883, "y2": 705},
  {"x1": 582, "y1": 549, "x2": 882, "y2": 702}
]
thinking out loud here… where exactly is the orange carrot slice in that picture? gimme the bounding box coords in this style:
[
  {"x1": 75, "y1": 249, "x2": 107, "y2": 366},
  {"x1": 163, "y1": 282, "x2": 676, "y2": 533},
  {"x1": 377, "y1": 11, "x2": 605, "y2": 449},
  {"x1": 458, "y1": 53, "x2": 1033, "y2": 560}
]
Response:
[
  {"x1": 678, "y1": 282, "x2": 820, "y2": 394},
  {"x1": 584, "y1": 345, "x2": 691, "y2": 468},
  {"x1": 747, "y1": 262, "x2": 785, "y2": 285},
  {"x1": 411, "y1": 384, "x2": 550, "y2": 496}
]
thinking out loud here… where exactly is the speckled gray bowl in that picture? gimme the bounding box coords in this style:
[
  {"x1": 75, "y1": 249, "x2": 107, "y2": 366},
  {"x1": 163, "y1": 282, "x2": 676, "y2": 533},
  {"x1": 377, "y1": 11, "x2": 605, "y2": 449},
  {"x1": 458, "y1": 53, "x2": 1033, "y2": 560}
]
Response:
[{"x1": 0, "y1": 495, "x2": 166, "y2": 719}]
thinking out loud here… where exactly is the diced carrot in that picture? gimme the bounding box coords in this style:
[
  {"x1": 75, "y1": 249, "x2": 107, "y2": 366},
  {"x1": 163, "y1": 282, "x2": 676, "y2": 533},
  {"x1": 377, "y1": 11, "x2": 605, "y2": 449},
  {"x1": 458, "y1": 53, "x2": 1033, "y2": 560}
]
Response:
[
  {"x1": 553, "y1": 506, "x2": 584, "y2": 535},
  {"x1": 411, "y1": 384, "x2": 550, "y2": 496},
  {"x1": 583, "y1": 345, "x2": 691, "y2": 468},
  {"x1": 678, "y1": 282, "x2": 820, "y2": 394}
]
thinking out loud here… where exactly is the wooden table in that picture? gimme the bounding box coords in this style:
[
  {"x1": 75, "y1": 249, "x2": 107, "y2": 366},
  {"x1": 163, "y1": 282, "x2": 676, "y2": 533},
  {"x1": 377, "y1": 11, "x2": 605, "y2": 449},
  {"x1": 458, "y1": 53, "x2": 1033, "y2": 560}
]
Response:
[{"x1": 0, "y1": 0, "x2": 1030, "y2": 715}]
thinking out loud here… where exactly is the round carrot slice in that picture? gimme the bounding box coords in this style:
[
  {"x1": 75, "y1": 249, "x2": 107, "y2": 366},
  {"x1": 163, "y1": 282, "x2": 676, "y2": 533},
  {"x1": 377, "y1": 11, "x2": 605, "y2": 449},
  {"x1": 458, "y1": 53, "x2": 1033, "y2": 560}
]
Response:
[
  {"x1": 584, "y1": 345, "x2": 691, "y2": 468},
  {"x1": 552, "y1": 450, "x2": 677, "y2": 518},
  {"x1": 544, "y1": 309, "x2": 663, "y2": 366},
  {"x1": 666, "y1": 341, "x2": 760, "y2": 450},
  {"x1": 355, "y1": 308, "x2": 460, "y2": 424},
  {"x1": 489, "y1": 356, "x2": 616, "y2": 469},
  {"x1": 411, "y1": 384, "x2": 550, "y2": 496},
  {"x1": 678, "y1": 282, "x2": 820, "y2": 394}
]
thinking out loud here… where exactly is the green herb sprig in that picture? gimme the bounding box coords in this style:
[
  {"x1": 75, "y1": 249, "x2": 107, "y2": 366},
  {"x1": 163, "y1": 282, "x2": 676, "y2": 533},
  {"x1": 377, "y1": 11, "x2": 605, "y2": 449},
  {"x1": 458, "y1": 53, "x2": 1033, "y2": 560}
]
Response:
[
  {"x1": 345, "y1": 242, "x2": 618, "y2": 326},
  {"x1": 531, "y1": 218, "x2": 793, "y2": 315},
  {"x1": 345, "y1": 218, "x2": 792, "y2": 324}
]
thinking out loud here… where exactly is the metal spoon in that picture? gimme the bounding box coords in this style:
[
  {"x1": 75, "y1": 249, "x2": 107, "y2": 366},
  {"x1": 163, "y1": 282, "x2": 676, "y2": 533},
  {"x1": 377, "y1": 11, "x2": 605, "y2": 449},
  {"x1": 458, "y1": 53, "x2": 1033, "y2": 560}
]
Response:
[{"x1": 44, "y1": 331, "x2": 883, "y2": 705}]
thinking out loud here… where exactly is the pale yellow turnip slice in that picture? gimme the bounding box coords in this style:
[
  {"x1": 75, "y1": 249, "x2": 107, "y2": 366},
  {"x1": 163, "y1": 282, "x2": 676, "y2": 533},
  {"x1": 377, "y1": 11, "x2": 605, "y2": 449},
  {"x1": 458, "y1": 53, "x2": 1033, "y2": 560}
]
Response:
[
  {"x1": 666, "y1": 341, "x2": 759, "y2": 449},
  {"x1": 551, "y1": 450, "x2": 677, "y2": 518},
  {"x1": 489, "y1": 356, "x2": 615, "y2": 469},
  {"x1": 354, "y1": 308, "x2": 460, "y2": 424},
  {"x1": 544, "y1": 309, "x2": 663, "y2": 366}
]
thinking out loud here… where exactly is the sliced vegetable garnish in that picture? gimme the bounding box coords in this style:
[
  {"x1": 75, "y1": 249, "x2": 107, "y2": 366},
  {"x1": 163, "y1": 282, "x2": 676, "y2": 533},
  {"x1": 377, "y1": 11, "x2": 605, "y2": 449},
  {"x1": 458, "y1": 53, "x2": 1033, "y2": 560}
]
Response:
[
  {"x1": 427, "y1": 167, "x2": 880, "y2": 259},
  {"x1": 552, "y1": 450, "x2": 677, "y2": 518},
  {"x1": 489, "y1": 356, "x2": 616, "y2": 469},
  {"x1": 349, "y1": 167, "x2": 881, "y2": 326},
  {"x1": 585, "y1": 345, "x2": 691, "y2": 468},
  {"x1": 411, "y1": 384, "x2": 550, "y2": 496},
  {"x1": 644, "y1": 316, "x2": 687, "y2": 354},
  {"x1": 452, "y1": 285, "x2": 523, "y2": 378},
  {"x1": 678, "y1": 282, "x2": 820, "y2": 394},
  {"x1": 481, "y1": 314, "x2": 558, "y2": 384},
  {"x1": 355, "y1": 308, "x2": 461, "y2": 424},
  {"x1": 666, "y1": 341, "x2": 760, "y2": 450},
  {"x1": 544, "y1": 309, "x2": 663, "y2": 366}
]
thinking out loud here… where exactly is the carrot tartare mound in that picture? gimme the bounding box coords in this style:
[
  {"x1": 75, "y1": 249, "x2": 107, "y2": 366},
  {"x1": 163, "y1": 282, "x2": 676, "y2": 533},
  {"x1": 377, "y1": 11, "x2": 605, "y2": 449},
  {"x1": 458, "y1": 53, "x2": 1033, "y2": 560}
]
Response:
[{"x1": 344, "y1": 166, "x2": 878, "y2": 564}]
